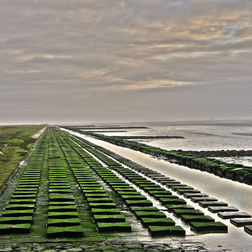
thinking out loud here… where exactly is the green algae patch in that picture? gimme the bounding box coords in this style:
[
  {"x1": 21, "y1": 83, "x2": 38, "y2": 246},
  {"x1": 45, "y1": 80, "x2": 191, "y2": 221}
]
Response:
[
  {"x1": 85, "y1": 193, "x2": 108, "y2": 198},
  {"x1": 113, "y1": 188, "x2": 137, "y2": 192},
  {"x1": 49, "y1": 189, "x2": 72, "y2": 194},
  {"x1": 147, "y1": 225, "x2": 185, "y2": 237},
  {"x1": 91, "y1": 208, "x2": 120, "y2": 215},
  {"x1": 49, "y1": 194, "x2": 74, "y2": 202},
  {"x1": 47, "y1": 225, "x2": 83, "y2": 238},
  {"x1": 48, "y1": 205, "x2": 77, "y2": 212},
  {"x1": 190, "y1": 222, "x2": 228, "y2": 233},
  {"x1": 152, "y1": 193, "x2": 173, "y2": 198},
  {"x1": 11, "y1": 194, "x2": 37, "y2": 199},
  {"x1": 47, "y1": 218, "x2": 81, "y2": 227},
  {"x1": 82, "y1": 189, "x2": 105, "y2": 194},
  {"x1": 166, "y1": 204, "x2": 193, "y2": 211},
  {"x1": 3, "y1": 209, "x2": 34, "y2": 217},
  {"x1": 176, "y1": 189, "x2": 200, "y2": 194},
  {"x1": 172, "y1": 209, "x2": 204, "y2": 216},
  {"x1": 116, "y1": 191, "x2": 140, "y2": 195},
  {"x1": 125, "y1": 200, "x2": 152, "y2": 206},
  {"x1": 13, "y1": 190, "x2": 38, "y2": 194},
  {"x1": 48, "y1": 211, "x2": 79, "y2": 219},
  {"x1": 159, "y1": 198, "x2": 186, "y2": 205},
  {"x1": 180, "y1": 215, "x2": 214, "y2": 223},
  {"x1": 0, "y1": 223, "x2": 31, "y2": 235},
  {"x1": 93, "y1": 214, "x2": 125, "y2": 223},
  {"x1": 135, "y1": 211, "x2": 166, "y2": 218},
  {"x1": 130, "y1": 206, "x2": 159, "y2": 212},
  {"x1": 49, "y1": 201, "x2": 75, "y2": 206},
  {"x1": 88, "y1": 202, "x2": 116, "y2": 208},
  {"x1": 141, "y1": 217, "x2": 175, "y2": 227},
  {"x1": 97, "y1": 222, "x2": 131, "y2": 232},
  {"x1": 86, "y1": 198, "x2": 113, "y2": 203},
  {"x1": 121, "y1": 195, "x2": 146, "y2": 200},
  {"x1": 0, "y1": 216, "x2": 33, "y2": 224},
  {"x1": 6, "y1": 204, "x2": 35, "y2": 210}
]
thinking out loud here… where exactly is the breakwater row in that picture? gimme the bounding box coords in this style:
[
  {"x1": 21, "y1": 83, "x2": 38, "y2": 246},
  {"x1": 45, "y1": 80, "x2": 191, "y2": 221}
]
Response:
[
  {"x1": 84, "y1": 132, "x2": 252, "y2": 186},
  {"x1": 111, "y1": 135, "x2": 184, "y2": 139},
  {"x1": 174, "y1": 150, "x2": 252, "y2": 157}
]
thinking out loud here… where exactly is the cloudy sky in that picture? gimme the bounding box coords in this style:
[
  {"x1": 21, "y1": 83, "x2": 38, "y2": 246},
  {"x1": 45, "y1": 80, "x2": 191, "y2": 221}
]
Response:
[{"x1": 1, "y1": 0, "x2": 252, "y2": 124}]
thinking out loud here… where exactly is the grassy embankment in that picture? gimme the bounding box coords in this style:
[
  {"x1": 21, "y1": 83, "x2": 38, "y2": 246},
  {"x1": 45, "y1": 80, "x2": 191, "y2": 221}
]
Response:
[{"x1": 0, "y1": 125, "x2": 44, "y2": 188}]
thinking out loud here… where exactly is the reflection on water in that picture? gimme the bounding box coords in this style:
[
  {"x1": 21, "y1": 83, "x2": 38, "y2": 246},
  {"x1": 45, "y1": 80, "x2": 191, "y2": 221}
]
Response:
[
  {"x1": 212, "y1": 156, "x2": 252, "y2": 167},
  {"x1": 63, "y1": 128, "x2": 252, "y2": 251}
]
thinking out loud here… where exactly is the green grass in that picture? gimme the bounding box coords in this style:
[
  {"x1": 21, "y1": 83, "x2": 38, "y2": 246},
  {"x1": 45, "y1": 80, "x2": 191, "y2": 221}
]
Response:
[{"x1": 0, "y1": 125, "x2": 44, "y2": 188}]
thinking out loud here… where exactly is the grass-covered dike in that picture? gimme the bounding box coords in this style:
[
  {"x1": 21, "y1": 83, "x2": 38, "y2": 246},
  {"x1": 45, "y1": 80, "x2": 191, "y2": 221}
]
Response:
[{"x1": 0, "y1": 125, "x2": 44, "y2": 188}]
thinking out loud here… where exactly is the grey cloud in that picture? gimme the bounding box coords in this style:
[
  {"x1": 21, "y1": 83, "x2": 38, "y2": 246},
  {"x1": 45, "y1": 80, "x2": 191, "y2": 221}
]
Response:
[{"x1": 0, "y1": 0, "x2": 252, "y2": 124}]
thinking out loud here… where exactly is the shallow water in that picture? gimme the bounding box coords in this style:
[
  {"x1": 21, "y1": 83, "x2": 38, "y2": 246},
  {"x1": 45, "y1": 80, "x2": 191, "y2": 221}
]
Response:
[
  {"x1": 212, "y1": 156, "x2": 252, "y2": 167},
  {"x1": 63, "y1": 128, "x2": 252, "y2": 251},
  {"x1": 100, "y1": 122, "x2": 252, "y2": 151}
]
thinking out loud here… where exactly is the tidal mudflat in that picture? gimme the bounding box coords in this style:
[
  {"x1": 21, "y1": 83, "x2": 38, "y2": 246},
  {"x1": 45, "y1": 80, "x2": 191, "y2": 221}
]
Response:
[{"x1": 0, "y1": 123, "x2": 251, "y2": 251}]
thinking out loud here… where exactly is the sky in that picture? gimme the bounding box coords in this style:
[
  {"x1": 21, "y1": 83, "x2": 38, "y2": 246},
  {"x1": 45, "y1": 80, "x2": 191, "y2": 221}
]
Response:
[{"x1": 0, "y1": 0, "x2": 252, "y2": 124}]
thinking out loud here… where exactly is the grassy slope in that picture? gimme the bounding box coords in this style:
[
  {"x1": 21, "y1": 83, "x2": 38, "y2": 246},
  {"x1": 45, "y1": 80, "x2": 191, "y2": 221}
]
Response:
[{"x1": 0, "y1": 125, "x2": 44, "y2": 188}]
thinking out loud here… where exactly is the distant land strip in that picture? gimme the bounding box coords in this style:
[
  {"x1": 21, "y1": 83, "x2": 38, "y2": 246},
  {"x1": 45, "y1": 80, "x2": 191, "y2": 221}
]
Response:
[
  {"x1": 66, "y1": 126, "x2": 148, "y2": 130},
  {"x1": 83, "y1": 130, "x2": 128, "y2": 133},
  {"x1": 232, "y1": 133, "x2": 252, "y2": 137},
  {"x1": 111, "y1": 135, "x2": 184, "y2": 139}
]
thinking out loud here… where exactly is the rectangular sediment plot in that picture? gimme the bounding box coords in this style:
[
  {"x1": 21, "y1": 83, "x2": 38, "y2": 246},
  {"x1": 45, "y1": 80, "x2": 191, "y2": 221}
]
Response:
[{"x1": 0, "y1": 131, "x2": 47, "y2": 236}]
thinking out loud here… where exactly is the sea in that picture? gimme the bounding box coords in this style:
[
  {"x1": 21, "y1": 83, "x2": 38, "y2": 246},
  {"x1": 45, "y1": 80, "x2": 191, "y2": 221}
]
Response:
[
  {"x1": 81, "y1": 120, "x2": 252, "y2": 166},
  {"x1": 67, "y1": 120, "x2": 252, "y2": 250}
]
